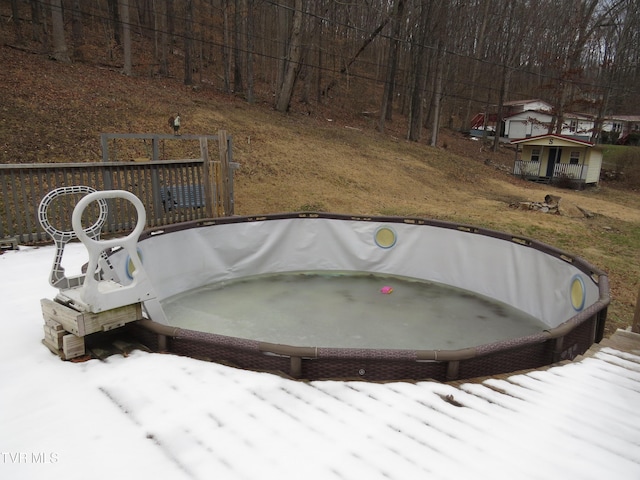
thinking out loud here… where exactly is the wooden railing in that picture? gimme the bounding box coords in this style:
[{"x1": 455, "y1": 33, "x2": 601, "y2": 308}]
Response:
[
  {"x1": 513, "y1": 160, "x2": 541, "y2": 177},
  {"x1": 514, "y1": 161, "x2": 587, "y2": 181},
  {"x1": 1, "y1": 156, "x2": 237, "y2": 245},
  {"x1": 553, "y1": 163, "x2": 587, "y2": 180}
]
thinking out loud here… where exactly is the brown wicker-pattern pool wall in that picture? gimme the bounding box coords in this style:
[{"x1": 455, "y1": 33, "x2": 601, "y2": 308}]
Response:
[
  {"x1": 130, "y1": 311, "x2": 603, "y2": 382},
  {"x1": 126, "y1": 213, "x2": 610, "y2": 382}
]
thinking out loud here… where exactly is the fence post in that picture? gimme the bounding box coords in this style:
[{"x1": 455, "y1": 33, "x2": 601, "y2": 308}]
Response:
[
  {"x1": 100, "y1": 134, "x2": 109, "y2": 162},
  {"x1": 200, "y1": 137, "x2": 216, "y2": 218},
  {"x1": 152, "y1": 135, "x2": 160, "y2": 161},
  {"x1": 217, "y1": 130, "x2": 230, "y2": 216},
  {"x1": 633, "y1": 283, "x2": 640, "y2": 334}
]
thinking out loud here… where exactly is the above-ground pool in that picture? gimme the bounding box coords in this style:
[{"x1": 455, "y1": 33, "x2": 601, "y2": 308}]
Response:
[{"x1": 103, "y1": 213, "x2": 609, "y2": 382}]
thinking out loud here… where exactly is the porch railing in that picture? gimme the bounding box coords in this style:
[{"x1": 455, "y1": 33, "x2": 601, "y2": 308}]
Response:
[
  {"x1": 1, "y1": 157, "x2": 237, "y2": 245},
  {"x1": 553, "y1": 163, "x2": 587, "y2": 180},
  {"x1": 514, "y1": 161, "x2": 587, "y2": 181},
  {"x1": 513, "y1": 160, "x2": 541, "y2": 177}
]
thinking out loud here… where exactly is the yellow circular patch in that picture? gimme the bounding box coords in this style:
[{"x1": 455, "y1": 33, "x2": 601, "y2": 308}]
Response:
[
  {"x1": 375, "y1": 227, "x2": 397, "y2": 249},
  {"x1": 570, "y1": 275, "x2": 586, "y2": 311}
]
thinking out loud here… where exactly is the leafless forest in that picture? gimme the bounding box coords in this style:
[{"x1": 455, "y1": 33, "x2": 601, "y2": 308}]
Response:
[{"x1": 5, "y1": 0, "x2": 640, "y2": 144}]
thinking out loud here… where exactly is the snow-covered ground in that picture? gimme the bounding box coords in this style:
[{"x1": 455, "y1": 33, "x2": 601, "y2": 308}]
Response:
[{"x1": 1, "y1": 243, "x2": 640, "y2": 480}]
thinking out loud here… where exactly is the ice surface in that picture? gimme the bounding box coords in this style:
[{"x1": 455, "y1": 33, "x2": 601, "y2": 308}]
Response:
[{"x1": 162, "y1": 272, "x2": 546, "y2": 349}]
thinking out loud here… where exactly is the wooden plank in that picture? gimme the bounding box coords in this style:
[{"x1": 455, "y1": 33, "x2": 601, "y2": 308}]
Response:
[
  {"x1": 201, "y1": 137, "x2": 215, "y2": 218},
  {"x1": 80, "y1": 303, "x2": 143, "y2": 334},
  {"x1": 41, "y1": 298, "x2": 84, "y2": 336},
  {"x1": 42, "y1": 338, "x2": 62, "y2": 357},
  {"x1": 41, "y1": 298, "x2": 143, "y2": 337},
  {"x1": 62, "y1": 334, "x2": 85, "y2": 360},
  {"x1": 218, "y1": 130, "x2": 231, "y2": 216},
  {"x1": 599, "y1": 329, "x2": 640, "y2": 356},
  {"x1": 43, "y1": 325, "x2": 65, "y2": 349},
  {"x1": 632, "y1": 285, "x2": 640, "y2": 334},
  {"x1": 44, "y1": 317, "x2": 65, "y2": 331}
]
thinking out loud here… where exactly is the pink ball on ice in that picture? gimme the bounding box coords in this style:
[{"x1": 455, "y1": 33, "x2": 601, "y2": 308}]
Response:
[{"x1": 380, "y1": 286, "x2": 393, "y2": 294}]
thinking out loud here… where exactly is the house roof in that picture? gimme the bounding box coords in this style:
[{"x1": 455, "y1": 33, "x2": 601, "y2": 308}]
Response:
[
  {"x1": 504, "y1": 110, "x2": 553, "y2": 121},
  {"x1": 505, "y1": 110, "x2": 595, "y2": 121},
  {"x1": 502, "y1": 98, "x2": 551, "y2": 108},
  {"x1": 510, "y1": 133, "x2": 595, "y2": 147},
  {"x1": 605, "y1": 115, "x2": 640, "y2": 122}
]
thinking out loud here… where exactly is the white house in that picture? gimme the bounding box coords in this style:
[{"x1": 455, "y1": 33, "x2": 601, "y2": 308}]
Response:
[
  {"x1": 504, "y1": 110, "x2": 595, "y2": 141},
  {"x1": 471, "y1": 99, "x2": 638, "y2": 143},
  {"x1": 511, "y1": 134, "x2": 603, "y2": 186},
  {"x1": 601, "y1": 115, "x2": 640, "y2": 144}
]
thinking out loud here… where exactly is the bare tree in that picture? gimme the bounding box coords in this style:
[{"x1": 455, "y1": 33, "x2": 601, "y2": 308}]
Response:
[
  {"x1": 71, "y1": 0, "x2": 84, "y2": 58},
  {"x1": 246, "y1": 0, "x2": 255, "y2": 103},
  {"x1": 492, "y1": 0, "x2": 517, "y2": 151},
  {"x1": 30, "y1": 0, "x2": 47, "y2": 46},
  {"x1": 119, "y1": 0, "x2": 132, "y2": 75},
  {"x1": 321, "y1": 15, "x2": 390, "y2": 98},
  {"x1": 233, "y1": 0, "x2": 245, "y2": 94},
  {"x1": 107, "y1": 0, "x2": 121, "y2": 45},
  {"x1": 378, "y1": 0, "x2": 405, "y2": 132},
  {"x1": 275, "y1": 0, "x2": 304, "y2": 112},
  {"x1": 429, "y1": 39, "x2": 445, "y2": 147},
  {"x1": 222, "y1": 0, "x2": 231, "y2": 93},
  {"x1": 407, "y1": 2, "x2": 432, "y2": 142},
  {"x1": 11, "y1": 0, "x2": 24, "y2": 45},
  {"x1": 49, "y1": 0, "x2": 70, "y2": 63},
  {"x1": 460, "y1": 0, "x2": 491, "y2": 132},
  {"x1": 184, "y1": 0, "x2": 194, "y2": 85}
]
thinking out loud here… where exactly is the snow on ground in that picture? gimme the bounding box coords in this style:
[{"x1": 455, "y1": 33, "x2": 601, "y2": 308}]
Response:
[{"x1": 1, "y1": 244, "x2": 640, "y2": 480}]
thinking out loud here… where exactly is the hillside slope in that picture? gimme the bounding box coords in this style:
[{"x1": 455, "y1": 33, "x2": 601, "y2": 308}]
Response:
[{"x1": 1, "y1": 44, "x2": 639, "y2": 335}]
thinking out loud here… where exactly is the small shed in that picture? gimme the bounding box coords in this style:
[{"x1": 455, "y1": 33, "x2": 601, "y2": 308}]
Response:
[{"x1": 511, "y1": 134, "x2": 603, "y2": 186}]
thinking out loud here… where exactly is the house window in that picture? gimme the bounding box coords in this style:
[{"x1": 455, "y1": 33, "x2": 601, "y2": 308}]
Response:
[
  {"x1": 570, "y1": 151, "x2": 580, "y2": 165},
  {"x1": 569, "y1": 120, "x2": 577, "y2": 132},
  {"x1": 531, "y1": 148, "x2": 541, "y2": 162}
]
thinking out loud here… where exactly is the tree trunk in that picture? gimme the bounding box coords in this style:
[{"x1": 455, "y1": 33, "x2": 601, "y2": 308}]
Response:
[
  {"x1": 275, "y1": 1, "x2": 289, "y2": 97},
  {"x1": 30, "y1": 0, "x2": 47, "y2": 46},
  {"x1": 49, "y1": 0, "x2": 71, "y2": 63},
  {"x1": 119, "y1": 0, "x2": 132, "y2": 75},
  {"x1": 322, "y1": 16, "x2": 390, "y2": 98},
  {"x1": 233, "y1": 0, "x2": 245, "y2": 94},
  {"x1": 430, "y1": 41, "x2": 445, "y2": 147},
  {"x1": 378, "y1": 0, "x2": 404, "y2": 132},
  {"x1": 461, "y1": 0, "x2": 491, "y2": 132},
  {"x1": 108, "y1": 0, "x2": 120, "y2": 45},
  {"x1": 184, "y1": 0, "x2": 194, "y2": 85},
  {"x1": 315, "y1": 11, "x2": 322, "y2": 104},
  {"x1": 156, "y1": 0, "x2": 169, "y2": 76},
  {"x1": 165, "y1": 0, "x2": 174, "y2": 38},
  {"x1": 408, "y1": 3, "x2": 431, "y2": 142},
  {"x1": 492, "y1": 0, "x2": 515, "y2": 152},
  {"x1": 275, "y1": 0, "x2": 304, "y2": 112},
  {"x1": 71, "y1": 0, "x2": 84, "y2": 59},
  {"x1": 11, "y1": 0, "x2": 24, "y2": 45},
  {"x1": 246, "y1": 0, "x2": 255, "y2": 103},
  {"x1": 222, "y1": 0, "x2": 231, "y2": 93}
]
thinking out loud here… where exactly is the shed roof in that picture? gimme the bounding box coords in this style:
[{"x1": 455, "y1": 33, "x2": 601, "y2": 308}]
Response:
[{"x1": 510, "y1": 133, "x2": 595, "y2": 147}]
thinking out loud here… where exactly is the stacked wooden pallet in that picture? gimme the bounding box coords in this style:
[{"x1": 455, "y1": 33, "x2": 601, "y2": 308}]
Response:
[{"x1": 41, "y1": 298, "x2": 142, "y2": 360}]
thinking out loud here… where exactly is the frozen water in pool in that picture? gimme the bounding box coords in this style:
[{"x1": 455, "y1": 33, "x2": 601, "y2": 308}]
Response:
[{"x1": 161, "y1": 272, "x2": 547, "y2": 350}]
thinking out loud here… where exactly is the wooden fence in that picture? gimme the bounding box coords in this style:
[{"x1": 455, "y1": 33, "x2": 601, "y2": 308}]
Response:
[{"x1": 0, "y1": 133, "x2": 237, "y2": 246}]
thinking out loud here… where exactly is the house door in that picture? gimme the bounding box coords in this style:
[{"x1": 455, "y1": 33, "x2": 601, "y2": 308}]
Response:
[{"x1": 546, "y1": 148, "x2": 561, "y2": 177}]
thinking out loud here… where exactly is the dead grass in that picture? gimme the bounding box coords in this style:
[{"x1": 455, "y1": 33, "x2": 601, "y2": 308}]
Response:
[{"x1": 1, "y1": 42, "x2": 638, "y2": 337}]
